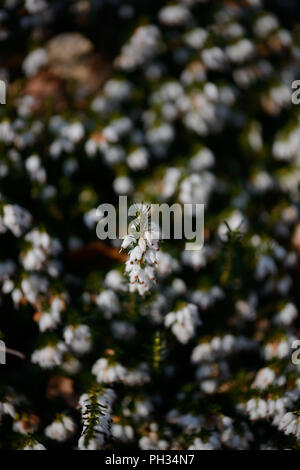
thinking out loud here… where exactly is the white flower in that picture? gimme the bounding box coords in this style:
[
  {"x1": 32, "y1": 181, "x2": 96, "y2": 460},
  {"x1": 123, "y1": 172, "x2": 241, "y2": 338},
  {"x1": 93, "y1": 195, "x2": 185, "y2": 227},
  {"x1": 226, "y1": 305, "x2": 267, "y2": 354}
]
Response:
[
  {"x1": 103, "y1": 79, "x2": 132, "y2": 101},
  {"x1": 22, "y1": 247, "x2": 45, "y2": 271},
  {"x1": 45, "y1": 416, "x2": 75, "y2": 442},
  {"x1": 139, "y1": 437, "x2": 169, "y2": 450},
  {"x1": 104, "y1": 269, "x2": 126, "y2": 292},
  {"x1": 127, "y1": 147, "x2": 149, "y2": 171},
  {"x1": 103, "y1": 117, "x2": 132, "y2": 142},
  {"x1": 38, "y1": 297, "x2": 65, "y2": 332},
  {"x1": 245, "y1": 398, "x2": 268, "y2": 420},
  {"x1": 78, "y1": 388, "x2": 115, "y2": 450},
  {"x1": 115, "y1": 25, "x2": 162, "y2": 71},
  {"x1": 113, "y1": 176, "x2": 133, "y2": 195},
  {"x1": 22, "y1": 48, "x2": 48, "y2": 76},
  {"x1": 146, "y1": 123, "x2": 174, "y2": 154},
  {"x1": 226, "y1": 39, "x2": 255, "y2": 64},
  {"x1": 202, "y1": 47, "x2": 227, "y2": 70},
  {"x1": 25, "y1": 154, "x2": 46, "y2": 183},
  {"x1": 274, "y1": 303, "x2": 298, "y2": 326},
  {"x1": 31, "y1": 342, "x2": 66, "y2": 369},
  {"x1": 21, "y1": 274, "x2": 48, "y2": 305},
  {"x1": 179, "y1": 172, "x2": 216, "y2": 207},
  {"x1": 0, "y1": 400, "x2": 15, "y2": 420},
  {"x1": 170, "y1": 278, "x2": 187, "y2": 296},
  {"x1": 92, "y1": 358, "x2": 149, "y2": 386},
  {"x1": 264, "y1": 339, "x2": 290, "y2": 360},
  {"x1": 96, "y1": 289, "x2": 120, "y2": 317},
  {"x1": 112, "y1": 423, "x2": 134, "y2": 442},
  {"x1": 121, "y1": 204, "x2": 160, "y2": 295},
  {"x1": 78, "y1": 433, "x2": 105, "y2": 450},
  {"x1": 83, "y1": 208, "x2": 103, "y2": 229},
  {"x1": 165, "y1": 303, "x2": 201, "y2": 344},
  {"x1": 21, "y1": 229, "x2": 62, "y2": 273},
  {"x1": 254, "y1": 14, "x2": 279, "y2": 39},
  {"x1": 189, "y1": 148, "x2": 215, "y2": 172},
  {"x1": 103, "y1": 145, "x2": 126, "y2": 165},
  {"x1": 156, "y1": 251, "x2": 179, "y2": 278},
  {"x1": 3, "y1": 204, "x2": 32, "y2": 237},
  {"x1": 92, "y1": 358, "x2": 127, "y2": 384},
  {"x1": 251, "y1": 171, "x2": 274, "y2": 193},
  {"x1": 38, "y1": 312, "x2": 60, "y2": 332},
  {"x1": 61, "y1": 122, "x2": 84, "y2": 143},
  {"x1": 63, "y1": 324, "x2": 92, "y2": 355},
  {"x1": 191, "y1": 335, "x2": 256, "y2": 363},
  {"x1": 252, "y1": 367, "x2": 276, "y2": 390},
  {"x1": 200, "y1": 380, "x2": 217, "y2": 394},
  {"x1": 161, "y1": 167, "x2": 181, "y2": 200},
  {"x1": 278, "y1": 413, "x2": 300, "y2": 439},
  {"x1": 184, "y1": 28, "x2": 208, "y2": 49},
  {"x1": 159, "y1": 5, "x2": 192, "y2": 26}
]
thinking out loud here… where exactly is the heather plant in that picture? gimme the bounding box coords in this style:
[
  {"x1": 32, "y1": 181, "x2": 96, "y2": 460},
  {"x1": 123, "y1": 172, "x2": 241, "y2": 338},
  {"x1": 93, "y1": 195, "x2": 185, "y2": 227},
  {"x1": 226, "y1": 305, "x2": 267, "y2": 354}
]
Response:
[{"x1": 1, "y1": 0, "x2": 300, "y2": 450}]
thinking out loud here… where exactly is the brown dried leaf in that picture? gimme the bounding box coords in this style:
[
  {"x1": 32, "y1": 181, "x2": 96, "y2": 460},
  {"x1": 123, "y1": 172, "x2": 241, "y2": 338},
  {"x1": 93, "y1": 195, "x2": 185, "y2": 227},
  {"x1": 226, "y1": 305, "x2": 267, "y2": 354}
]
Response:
[{"x1": 46, "y1": 375, "x2": 78, "y2": 408}]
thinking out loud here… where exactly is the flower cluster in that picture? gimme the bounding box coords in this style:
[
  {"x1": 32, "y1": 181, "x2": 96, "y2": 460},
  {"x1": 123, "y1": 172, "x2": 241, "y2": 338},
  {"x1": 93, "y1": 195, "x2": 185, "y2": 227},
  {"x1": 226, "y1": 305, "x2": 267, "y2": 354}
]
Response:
[
  {"x1": 1, "y1": 0, "x2": 300, "y2": 451},
  {"x1": 121, "y1": 204, "x2": 160, "y2": 295},
  {"x1": 78, "y1": 388, "x2": 116, "y2": 450}
]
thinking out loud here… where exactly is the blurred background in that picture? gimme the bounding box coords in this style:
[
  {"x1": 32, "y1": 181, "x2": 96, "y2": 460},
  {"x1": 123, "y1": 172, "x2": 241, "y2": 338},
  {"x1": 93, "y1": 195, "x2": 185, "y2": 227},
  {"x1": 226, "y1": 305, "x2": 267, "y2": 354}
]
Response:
[{"x1": 2, "y1": 0, "x2": 300, "y2": 451}]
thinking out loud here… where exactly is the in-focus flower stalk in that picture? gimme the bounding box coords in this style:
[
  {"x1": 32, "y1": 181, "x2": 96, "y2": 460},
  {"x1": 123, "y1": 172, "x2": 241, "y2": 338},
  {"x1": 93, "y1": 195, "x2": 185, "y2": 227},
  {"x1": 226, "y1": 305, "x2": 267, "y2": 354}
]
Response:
[{"x1": 120, "y1": 203, "x2": 160, "y2": 295}]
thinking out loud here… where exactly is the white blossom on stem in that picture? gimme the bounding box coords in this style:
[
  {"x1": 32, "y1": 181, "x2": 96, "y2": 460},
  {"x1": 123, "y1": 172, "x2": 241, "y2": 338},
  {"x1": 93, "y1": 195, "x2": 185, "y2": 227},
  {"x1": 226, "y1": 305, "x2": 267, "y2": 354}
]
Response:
[{"x1": 120, "y1": 204, "x2": 160, "y2": 295}]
